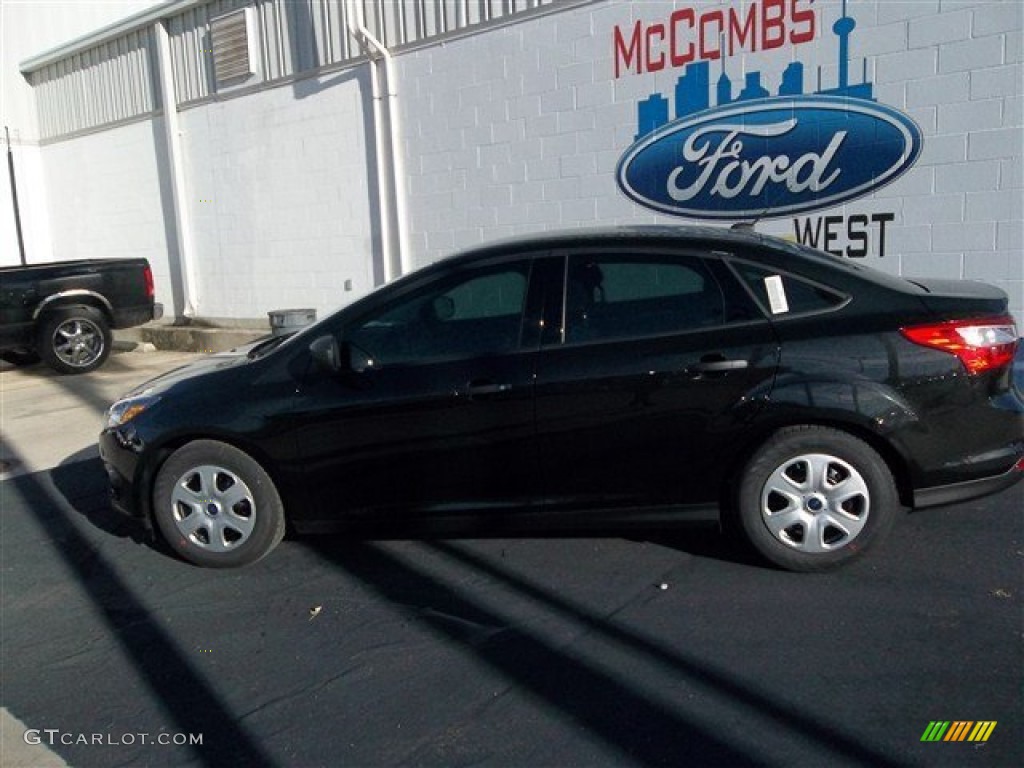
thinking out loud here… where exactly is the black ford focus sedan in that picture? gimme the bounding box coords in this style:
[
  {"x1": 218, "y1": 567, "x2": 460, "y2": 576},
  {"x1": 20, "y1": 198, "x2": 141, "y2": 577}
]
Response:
[{"x1": 100, "y1": 227, "x2": 1023, "y2": 571}]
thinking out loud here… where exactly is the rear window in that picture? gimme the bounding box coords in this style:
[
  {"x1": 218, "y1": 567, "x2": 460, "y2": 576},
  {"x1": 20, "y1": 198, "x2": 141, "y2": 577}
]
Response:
[{"x1": 732, "y1": 261, "x2": 848, "y2": 316}]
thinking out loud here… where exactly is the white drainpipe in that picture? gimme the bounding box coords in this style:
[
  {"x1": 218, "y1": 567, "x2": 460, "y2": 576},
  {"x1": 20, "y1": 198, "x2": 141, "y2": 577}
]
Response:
[
  {"x1": 346, "y1": 0, "x2": 411, "y2": 281},
  {"x1": 153, "y1": 20, "x2": 199, "y2": 317}
]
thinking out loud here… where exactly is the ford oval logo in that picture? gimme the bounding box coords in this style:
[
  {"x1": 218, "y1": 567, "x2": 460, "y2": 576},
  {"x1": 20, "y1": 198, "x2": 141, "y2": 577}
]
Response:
[{"x1": 616, "y1": 96, "x2": 923, "y2": 220}]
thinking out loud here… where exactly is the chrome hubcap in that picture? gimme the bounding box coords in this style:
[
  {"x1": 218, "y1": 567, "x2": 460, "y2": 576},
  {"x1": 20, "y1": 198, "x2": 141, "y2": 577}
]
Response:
[
  {"x1": 169, "y1": 465, "x2": 256, "y2": 552},
  {"x1": 52, "y1": 318, "x2": 104, "y2": 367},
  {"x1": 760, "y1": 453, "x2": 870, "y2": 553}
]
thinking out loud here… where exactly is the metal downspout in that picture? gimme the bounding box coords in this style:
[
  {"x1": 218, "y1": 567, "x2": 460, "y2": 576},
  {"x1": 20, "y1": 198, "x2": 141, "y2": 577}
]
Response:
[
  {"x1": 153, "y1": 20, "x2": 199, "y2": 318},
  {"x1": 346, "y1": 0, "x2": 411, "y2": 281}
]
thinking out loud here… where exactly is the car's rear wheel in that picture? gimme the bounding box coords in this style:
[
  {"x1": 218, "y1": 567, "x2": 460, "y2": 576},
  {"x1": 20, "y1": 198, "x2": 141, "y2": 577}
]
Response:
[
  {"x1": 153, "y1": 440, "x2": 285, "y2": 568},
  {"x1": 37, "y1": 306, "x2": 111, "y2": 374},
  {"x1": 736, "y1": 426, "x2": 898, "y2": 572}
]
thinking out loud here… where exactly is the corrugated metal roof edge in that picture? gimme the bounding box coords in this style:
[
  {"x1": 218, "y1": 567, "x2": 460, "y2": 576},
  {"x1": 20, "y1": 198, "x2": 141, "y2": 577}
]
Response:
[{"x1": 19, "y1": 0, "x2": 203, "y2": 74}]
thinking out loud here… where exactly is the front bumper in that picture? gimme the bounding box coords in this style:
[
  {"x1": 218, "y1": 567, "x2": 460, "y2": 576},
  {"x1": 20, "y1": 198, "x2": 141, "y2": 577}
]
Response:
[{"x1": 98, "y1": 428, "x2": 145, "y2": 520}]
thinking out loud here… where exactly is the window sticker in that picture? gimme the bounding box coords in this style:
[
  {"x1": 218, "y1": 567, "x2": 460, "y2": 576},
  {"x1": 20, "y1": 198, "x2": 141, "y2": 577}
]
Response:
[{"x1": 764, "y1": 275, "x2": 790, "y2": 314}]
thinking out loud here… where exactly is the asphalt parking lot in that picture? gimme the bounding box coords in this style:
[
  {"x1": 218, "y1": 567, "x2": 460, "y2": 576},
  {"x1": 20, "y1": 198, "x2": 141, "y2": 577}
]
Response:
[{"x1": 1, "y1": 349, "x2": 1022, "y2": 767}]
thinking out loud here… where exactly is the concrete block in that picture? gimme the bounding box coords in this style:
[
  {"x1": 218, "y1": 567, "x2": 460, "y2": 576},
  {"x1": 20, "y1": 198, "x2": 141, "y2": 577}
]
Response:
[
  {"x1": 963, "y1": 250, "x2": 1009, "y2": 281},
  {"x1": 557, "y1": 108, "x2": 596, "y2": 134},
  {"x1": 966, "y1": 189, "x2": 1022, "y2": 222},
  {"x1": 932, "y1": 221, "x2": 997, "y2": 250},
  {"x1": 878, "y1": 1, "x2": 940, "y2": 24},
  {"x1": 525, "y1": 114, "x2": 559, "y2": 138},
  {"x1": 884, "y1": 224, "x2": 933, "y2": 254},
  {"x1": 540, "y1": 87, "x2": 575, "y2": 115},
  {"x1": 968, "y1": 127, "x2": 1023, "y2": 160},
  {"x1": 900, "y1": 250, "x2": 964, "y2": 278},
  {"x1": 556, "y1": 61, "x2": 594, "y2": 90},
  {"x1": 1008, "y1": 24, "x2": 1022, "y2": 63},
  {"x1": 851, "y1": 22, "x2": 908, "y2": 57},
  {"x1": 541, "y1": 133, "x2": 578, "y2": 160},
  {"x1": 873, "y1": 166, "x2": 935, "y2": 198},
  {"x1": 971, "y1": 2, "x2": 1023, "y2": 36},
  {"x1": 969, "y1": 64, "x2": 1022, "y2": 100},
  {"x1": 938, "y1": 98, "x2": 1003, "y2": 134},
  {"x1": 917, "y1": 133, "x2": 969, "y2": 165},
  {"x1": 909, "y1": 9, "x2": 972, "y2": 48},
  {"x1": 939, "y1": 37, "x2": 1005, "y2": 74},
  {"x1": 935, "y1": 160, "x2": 1001, "y2": 193},
  {"x1": 1003, "y1": 95, "x2": 1023, "y2": 127},
  {"x1": 560, "y1": 197, "x2": 597, "y2": 223},
  {"x1": 902, "y1": 193, "x2": 965, "y2": 224},
  {"x1": 554, "y1": 12, "x2": 593, "y2": 44},
  {"x1": 1000, "y1": 158, "x2": 1023, "y2": 189},
  {"x1": 907, "y1": 72, "x2": 970, "y2": 107},
  {"x1": 560, "y1": 153, "x2": 597, "y2": 178},
  {"x1": 576, "y1": 80, "x2": 614, "y2": 110},
  {"x1": 996, "y1": 220, "x2": 1024, "y2": 252},
  {"x1": 543, "y1": 177, "x2": 580, "y2": 201}
]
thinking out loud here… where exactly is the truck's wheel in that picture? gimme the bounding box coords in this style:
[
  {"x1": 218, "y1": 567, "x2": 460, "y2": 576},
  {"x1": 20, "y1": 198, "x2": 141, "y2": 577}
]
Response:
[{"x1": 37, "y1": 306, "x2": 112, "y2": 374}]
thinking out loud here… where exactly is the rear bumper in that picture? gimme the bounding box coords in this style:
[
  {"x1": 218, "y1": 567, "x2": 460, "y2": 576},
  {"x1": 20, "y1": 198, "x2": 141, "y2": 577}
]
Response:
[
  {"x1": 914, "y1": 458, "x2": 1024, "y2": 509},
  {"x1": 111, "y1": 302, "x2": 162, "y2": 329}
]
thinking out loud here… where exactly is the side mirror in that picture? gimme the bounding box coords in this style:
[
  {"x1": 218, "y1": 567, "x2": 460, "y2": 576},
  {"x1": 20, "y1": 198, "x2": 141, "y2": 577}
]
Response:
[
  {"x1": 309, "y1": 336, "x2": 376, "y2": 375},
  {"x1": 309, "y1": 335, "x2": 342, "y2": 373}
]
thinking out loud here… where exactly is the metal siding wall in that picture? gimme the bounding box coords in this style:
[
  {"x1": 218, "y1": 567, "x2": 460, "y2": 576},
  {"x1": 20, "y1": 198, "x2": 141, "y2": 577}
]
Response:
[
  {"x1": 32, "y1": 0, "x2": 556, "y2": 140},
  {"x1": 31, "y1": 28, "x2": 157, "y2": 141}
]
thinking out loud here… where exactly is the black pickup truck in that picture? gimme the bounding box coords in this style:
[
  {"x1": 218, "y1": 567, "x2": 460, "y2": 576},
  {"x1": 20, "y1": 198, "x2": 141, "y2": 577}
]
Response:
[{"x1": 0, "y1": 259, "x2": 163, "y2": 374}]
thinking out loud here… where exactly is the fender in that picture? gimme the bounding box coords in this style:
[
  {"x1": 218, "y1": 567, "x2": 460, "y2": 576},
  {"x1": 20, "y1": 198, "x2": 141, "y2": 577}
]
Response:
[
  {"x1": 32, "y1": 289, "x2": 113, "y2": 320},
  {"x1": 767, "y1": 372, "x2": 919, "y2": 434}
]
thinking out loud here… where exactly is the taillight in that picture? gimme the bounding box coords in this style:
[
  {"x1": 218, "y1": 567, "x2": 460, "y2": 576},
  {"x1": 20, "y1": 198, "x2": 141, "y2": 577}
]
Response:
[
  {"x1": 900, "y1": 316, "x2": 1018, "y2": 374},
  {"x1": 143, "y1": 265, "x2": 155, "y2": 299}
]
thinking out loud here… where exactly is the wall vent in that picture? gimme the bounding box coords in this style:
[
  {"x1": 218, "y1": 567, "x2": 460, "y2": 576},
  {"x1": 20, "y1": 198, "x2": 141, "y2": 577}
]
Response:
[{"x1": 210, "y1": 8, "x2": 255, "y2": 86}]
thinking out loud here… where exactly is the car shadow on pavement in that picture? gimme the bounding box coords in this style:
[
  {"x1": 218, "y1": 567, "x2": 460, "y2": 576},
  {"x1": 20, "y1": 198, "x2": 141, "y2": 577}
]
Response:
[
  {"x1": 303, "y1": 535, "x2": 903, "y2": 767},
  {"x1": 51, "y1": 453, "x2": 151, "y2": 545},
  {"x1": 4, "y1": 445, "x2": 276, "y2": 767},
  {"x1": 304, "y1": 536, "x2": 767, "y2": 767},
  {"x1": 642, "y1": 525, "x2": 765, "y2": 569}
]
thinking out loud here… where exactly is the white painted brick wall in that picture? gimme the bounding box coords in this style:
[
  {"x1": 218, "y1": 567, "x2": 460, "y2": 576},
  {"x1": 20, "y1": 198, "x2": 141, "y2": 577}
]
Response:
[
  {"x1": 179, "y1": 75, "x2": 374, "y2": 321},
  {"x1": 395, "y1": 0, "x2": 1021, "y2": 324},
  {"x1": 38, "y1": 121, "x2": 176, "y2": 313},
  {"x1": 28, "y1": 0, "x2": 1023, "y2": 326}
]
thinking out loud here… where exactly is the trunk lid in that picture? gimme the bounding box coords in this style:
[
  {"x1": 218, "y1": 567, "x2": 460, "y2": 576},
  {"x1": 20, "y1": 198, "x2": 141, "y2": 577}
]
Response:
[{"x1": 904, "y1": 277, "x2": 1009, "y2": 317}]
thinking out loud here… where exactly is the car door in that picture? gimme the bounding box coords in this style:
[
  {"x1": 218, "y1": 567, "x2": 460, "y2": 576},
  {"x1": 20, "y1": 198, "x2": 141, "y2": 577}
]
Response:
[
  {"x1": 533, "y1": 247, "x2": 780, "y2": 511},
  {"x1": 291, "y1": 256, "x2": 543, "y2": 523}
]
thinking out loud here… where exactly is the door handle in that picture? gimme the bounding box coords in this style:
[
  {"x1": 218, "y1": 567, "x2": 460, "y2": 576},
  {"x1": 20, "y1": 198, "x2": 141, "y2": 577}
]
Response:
[
  {"x1": 689, "y1": 359, "x2": 749, "y2": 374},
  {"x1": 467, "y1": 380, "x2": 512, "y2": 398}
]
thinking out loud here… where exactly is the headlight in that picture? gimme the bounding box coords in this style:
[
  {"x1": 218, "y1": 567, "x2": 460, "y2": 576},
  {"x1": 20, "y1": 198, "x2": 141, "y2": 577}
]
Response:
[{"x1": 105, "y1": 395, "x2": 160, "y2": 429}]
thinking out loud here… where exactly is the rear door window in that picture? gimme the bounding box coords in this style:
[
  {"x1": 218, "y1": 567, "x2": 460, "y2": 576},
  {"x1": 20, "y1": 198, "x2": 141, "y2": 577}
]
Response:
[{"x1": 561, "y1": 252, "x2": 759, "y2": 345}]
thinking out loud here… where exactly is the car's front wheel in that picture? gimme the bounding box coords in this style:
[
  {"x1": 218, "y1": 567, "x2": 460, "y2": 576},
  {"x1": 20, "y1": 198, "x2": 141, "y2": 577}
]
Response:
[
  {"x1": 153, "y1": 440, "x2": 286, "y2": 568},
  {"x1": 736, "y1": 426, "x2": 899, "y2": 572}
]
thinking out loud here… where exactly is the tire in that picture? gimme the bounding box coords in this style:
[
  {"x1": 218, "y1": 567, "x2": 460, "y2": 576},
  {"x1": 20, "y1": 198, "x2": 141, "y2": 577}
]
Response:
[
  {"x1": 36, "y1": 306, "x2": 112, "y2": 374},
  {"x1": 736, "y1": 426, "x2": 899, "y2": 572},
  {"x1": 152, "y1": 440, "x2": 286, "y2": 568},
  {"x1": 1, "y1": 349, "x2": 41, "y2": 366}
]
